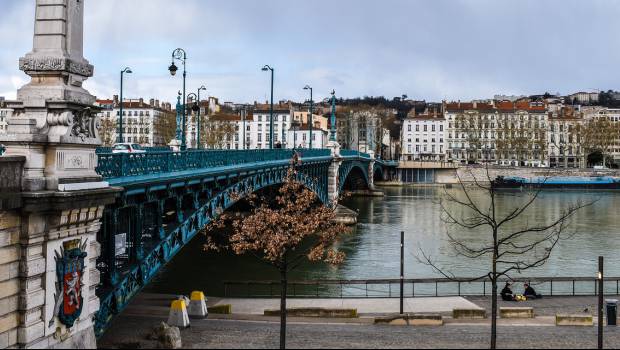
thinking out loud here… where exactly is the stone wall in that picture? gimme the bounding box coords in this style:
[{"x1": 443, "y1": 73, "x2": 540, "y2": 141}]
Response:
[
  {"x1": 452, "y1": 167, "x2": 620, "y2": 184},
  {"x1": 0, "y1": 210, "x2": 20, "y2": 348}
]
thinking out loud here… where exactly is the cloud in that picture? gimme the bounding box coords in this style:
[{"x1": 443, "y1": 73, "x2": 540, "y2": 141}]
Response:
[{"x1": 2, "y1": 0, "x2": 620, "y2": 103}]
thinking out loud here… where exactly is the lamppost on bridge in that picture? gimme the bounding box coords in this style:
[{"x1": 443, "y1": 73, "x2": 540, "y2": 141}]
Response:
[
  {"x1": 195, "y1": 86, "x2": 207, "y2": 149},
  {"x1": 118, "y1": 67, "x2": 132, "y2": 143},
  {"x1": 187, "y1": 85, "x2": 206, "y2": 149},
  {"x1": 262, "y1": 65, "x2": 275, "y2": 149},
  {"x1": 304, "y1": 85, "x2": 313, "y2": 149},
  {"x1": 169, "y1": 48, "x2": 188, "y2": 151},
  {"x1": 330, "y1": 90, "x2": 337, "y2": 143}
]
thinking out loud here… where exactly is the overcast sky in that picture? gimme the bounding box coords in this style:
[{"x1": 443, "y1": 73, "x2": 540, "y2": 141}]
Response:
[{"x1": 1, "y1": 0, "x2": 620, "y2": 104}]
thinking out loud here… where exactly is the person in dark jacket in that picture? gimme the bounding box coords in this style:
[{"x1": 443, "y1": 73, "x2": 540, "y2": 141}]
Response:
[
  {"x1": 523, "y1": 283, "x2": 542, "y2": 299},
  {"x1": 501, "y1": 282, "x2": 515, "y2": 301}
]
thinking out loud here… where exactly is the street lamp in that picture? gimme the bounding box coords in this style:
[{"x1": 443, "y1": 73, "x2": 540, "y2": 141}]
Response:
[
  {"x1": 330, "y1": 90, "x2": 337, "y2": 142},
  {"x1": 118, "y1": 67, "x2": 132, "y2": 143},
  {"x1": 291, "y1": 120, "x2": 301, "y2": 150},
  {"x1": 262, "y1": 65, "x2": 274, "y2": 149},
  {"x1": 187, "y1": 86, "x2": 207, "y2": 149},
  {"x1": 186, "y1": 92, "x2": 199, "y2": 149},
  {"x1": 304, "y1": 85, "x2": 313, "y2": 149},
  {"x1": 169, "y1": 48, "x2": 187, "y2": 150}
]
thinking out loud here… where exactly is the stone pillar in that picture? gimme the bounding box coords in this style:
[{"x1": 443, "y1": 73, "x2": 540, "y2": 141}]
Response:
[
  {"x1": 0, "y1": 1, "x2": 120, "y2": 348},
  {"x1": 326, "y1": 141, "x2": 342, "y2": 205},
  {"x1": 1, "y1": 0, "x2": 105, "y2": 192},
  {"x1": 367, "y1": 151, "x2": 376, "y2": 190}
]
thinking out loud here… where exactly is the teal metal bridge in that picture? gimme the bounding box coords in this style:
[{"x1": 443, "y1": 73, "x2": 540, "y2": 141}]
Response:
[{"x1": 93, "y1": 148, "x2": 394, "y2": 337}]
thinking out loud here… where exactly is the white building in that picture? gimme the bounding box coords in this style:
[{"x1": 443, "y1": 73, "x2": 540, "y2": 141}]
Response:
[
  {"x1": 400, "y1": 110, "x2": 446, "y2": 162},
  {"x1": 251, "y1": 103, "x2": 292, "y2": 149},
  {"x1": 287, "y1": 123, "x2": 329, "y2": 149},
  {"x1": 95, "y1": 96, "x2": 174, "y2": 147}
]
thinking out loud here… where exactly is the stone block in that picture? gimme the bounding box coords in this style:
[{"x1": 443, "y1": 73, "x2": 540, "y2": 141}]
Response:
[
  {"x1": 0, "y1": 295, "x2": 19, "y2": 317},
  {"x1": 19, "y1": 288, "x2": 45, "y2": 311},
  {"x1": 556, "y1": 314, "x2": 594, "y2": 326},
  {"x1": 207, "y1": 304, "x2": 232, "y2": 315},
  {"x1": 0, "y1": 229, "x2": 19, "y2": 249},
  {"x1": 500, "y1": 307, "x2": 534, "y2": 319},
  {"x1": 0, "y1": 212, "x2": 20, "y2": 231},
  {"x1": 374, "y1": 314, "x2": 443, "y2": 326},
  {"x1": 20, "y1": 307, "x2": 42, "y2": 327},
  {"x1": 0, "y1": 313, "x2": 19, "y2": 334},
  {"x1": 453, "y1": 308, "x2": 487, "y2": 319},
  {"x1": 264, "y1": 308, "x2": 358, "y2": 318},
  {"x1": 0, "y1": 262, "x2": 19, "y2": 282},
  {"x1": 0, "y1": 280, "x2": 19, "y2": 300},
  {"x1": 17, "y1": 321, "x2": 44, "y2": 345},
  {"x1": 20, "y1": 256, "x2": 46, "y2": 277},
  {"x1": 0, "y1": 246, "x2": 19, "y2": 265}
]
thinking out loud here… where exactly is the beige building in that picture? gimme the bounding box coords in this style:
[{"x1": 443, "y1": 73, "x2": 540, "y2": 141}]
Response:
[
  {"x1": 445, "y1": 101, "x2": 548, "y2": 167},
  {"x1": 95, "y1": 96, "x2": 174, "y2": 147}
]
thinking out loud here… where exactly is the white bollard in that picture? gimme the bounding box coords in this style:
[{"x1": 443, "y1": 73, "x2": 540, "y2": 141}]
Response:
[
  {"x1": 188, "y1": 291, "x2": 209, "y2": 319},
  {"x1": 167, "y1": 299, "x2": 190, "y2": 328}
]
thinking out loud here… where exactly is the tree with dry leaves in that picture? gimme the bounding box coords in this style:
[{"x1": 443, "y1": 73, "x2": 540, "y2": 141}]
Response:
[
  {"x1": 418, "y1": 167, "x2": 592, "y2": 349},
  {"x1": 204, "y1": 156, "x2": 350, "y2": 349}
]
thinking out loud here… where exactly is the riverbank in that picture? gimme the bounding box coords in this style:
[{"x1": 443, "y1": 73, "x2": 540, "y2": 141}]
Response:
[
  {"x1": 99, "y1": 292, "x2": 620, "y2": 349},
  {"x1": 384, "y1": 165, "x2": 620, "y2": 186}
]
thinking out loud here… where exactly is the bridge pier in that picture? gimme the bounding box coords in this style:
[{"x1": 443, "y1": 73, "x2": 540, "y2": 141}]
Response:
[{"x1": 0, "y1": 1, "x2": 120, "y2": 348}]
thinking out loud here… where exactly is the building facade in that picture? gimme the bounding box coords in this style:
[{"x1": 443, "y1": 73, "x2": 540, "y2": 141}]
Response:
[
  {"x1": 445, "y1": 101, "x2": 548, "y2": 167},
  {"x1": 95, "y1": 96, "x2": 174, "y2": 147},
  {"x1": 400, "y1": 110, "x2": 446, "y2": 162}
]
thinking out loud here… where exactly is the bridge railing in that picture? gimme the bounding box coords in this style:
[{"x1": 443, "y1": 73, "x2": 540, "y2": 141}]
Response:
[
  {"x1": 96, "y1": 148, "x2": 332, "y2": 179},
  {"x1": 340, "y1": 150, "x2": 372, "y2": 159},
  {"x1": 223, "y1": 276, "x2": 620, "y2": 298}
]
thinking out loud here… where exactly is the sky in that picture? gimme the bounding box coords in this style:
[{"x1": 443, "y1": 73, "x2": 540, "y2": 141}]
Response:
[{"x1": 1, "y1": 0, "x2": 620, "y2": 105}]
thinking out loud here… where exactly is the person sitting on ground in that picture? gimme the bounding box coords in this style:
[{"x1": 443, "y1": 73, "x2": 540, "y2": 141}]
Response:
[
  {"x1": 523, "y1": 283, "x2": 542, "y2": 299},
  {"x1": 501, "y1": 282, "x2": 516, "y2": 301}
]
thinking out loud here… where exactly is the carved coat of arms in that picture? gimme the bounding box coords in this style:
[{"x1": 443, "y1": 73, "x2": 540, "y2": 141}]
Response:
[{"x1": 51, "y1": 239, "x2": 88, "y2": 329}]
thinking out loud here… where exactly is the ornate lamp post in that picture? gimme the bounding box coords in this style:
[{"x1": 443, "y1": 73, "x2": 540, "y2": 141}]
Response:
[
  {"x1": 174, "y1": 92, "x2": 183, "y2": 145},
  {"x1": 304, "y1": 85, "x2": 313, "y2": 149},
  {"x1": 262, "y1": 65, "x2": 275, "y2": 149},
  {"x1": 330, "y1": 90, "x2": 337, "y2": 142},
  {"x1": 187, "y1": 92, "x2": 199, "y2": 149},
  {"x1": 169, "y1": 48, "x2": 187, "y2": 151},
  {"x1": 118, "y1": 67, "x2": 132, "y2": 143},
  {"x1": 196, "y1": 86, "x2": 206, "y2": 149}
]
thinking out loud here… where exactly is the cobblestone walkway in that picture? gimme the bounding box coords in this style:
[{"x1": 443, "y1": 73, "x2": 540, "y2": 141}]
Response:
[{"x1": 100, "y1": 316, "x2": 620, "y2": 349}]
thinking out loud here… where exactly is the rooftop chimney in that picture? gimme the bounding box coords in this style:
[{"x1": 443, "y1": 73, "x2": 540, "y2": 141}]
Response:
[{"x1": 149, "y1": 98, "x2": 155, "y2": 107}]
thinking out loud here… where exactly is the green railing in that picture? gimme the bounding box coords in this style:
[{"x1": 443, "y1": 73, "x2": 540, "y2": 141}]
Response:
[
  {"x1": 96, "y1": 148, "x2": 332, "y2": 179},
  {"x1": 340, "y1": 149, "x2": 371, "y2": 159}
]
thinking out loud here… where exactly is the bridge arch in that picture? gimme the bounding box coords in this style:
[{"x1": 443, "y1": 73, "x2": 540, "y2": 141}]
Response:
[
  {"x1": 94, "y1": 161, "x2": 329, "y2": 336},
  {"x1": 338, "y1": 160, "x2": 370, "y2": 193}
]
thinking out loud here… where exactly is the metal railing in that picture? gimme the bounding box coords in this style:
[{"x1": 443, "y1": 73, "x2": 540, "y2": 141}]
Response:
[
  {"x1": 340, "y1": 150, "x2": 371, "y2": 159},
  {"x1": 95, "y1": 148, "x2": 332, "y2": 179},
  {"x1": 223, "y1": 277, "x2": 620, "y2": 298}
]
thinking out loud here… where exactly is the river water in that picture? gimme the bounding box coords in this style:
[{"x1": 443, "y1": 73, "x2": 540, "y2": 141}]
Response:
[{"x1": 146, "y1": 186, "x2": 620, "y2": 296}]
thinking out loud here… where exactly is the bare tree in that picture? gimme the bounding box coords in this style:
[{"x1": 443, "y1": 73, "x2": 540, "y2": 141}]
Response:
[
  {"x1": 418, "y1": 168, "x2": 592, "y2": 349},
  {"x1": 153, "y1": 110, "x2": 177, "y2": 146},
  {"x1": 204, "y1": 157, "x2": 351, "y2": 349}
]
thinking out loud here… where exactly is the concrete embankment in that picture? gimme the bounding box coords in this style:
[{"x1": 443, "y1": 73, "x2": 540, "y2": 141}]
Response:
[
  {"x1": 333, "y1": 205, "x2": 358, "y2": 225},
  {"x1": 385, "y1": 166, "x2": 620, "y2": 186}
]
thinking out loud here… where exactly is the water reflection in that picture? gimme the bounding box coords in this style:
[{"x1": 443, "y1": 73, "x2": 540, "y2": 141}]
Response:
[{"x1": 146, "y1": 186, "x2": 620, "y2": 296}]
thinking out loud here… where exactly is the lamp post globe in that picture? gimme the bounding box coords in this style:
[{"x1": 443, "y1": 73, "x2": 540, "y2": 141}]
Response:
[{"x1": 168, "y1": 63, "x2": 178, "y2": 76}]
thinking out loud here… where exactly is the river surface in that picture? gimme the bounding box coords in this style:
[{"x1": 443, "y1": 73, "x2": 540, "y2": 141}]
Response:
[{"x1": 146, "y1": 186, "x2": 620, "y2": 296}]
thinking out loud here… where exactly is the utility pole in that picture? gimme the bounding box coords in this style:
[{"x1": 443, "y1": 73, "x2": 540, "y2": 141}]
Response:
[
  {"x1": 400, "y1": 231, "x2": 404, "y2": 315},
  {"x1": 599, "y1": 256, "x2": 604, "y2": 350}
]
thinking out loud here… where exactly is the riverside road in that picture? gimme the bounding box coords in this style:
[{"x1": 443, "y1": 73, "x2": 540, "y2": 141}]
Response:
[{"x1": 99, "y1": 293, "x2": 620, "y2": 349}]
